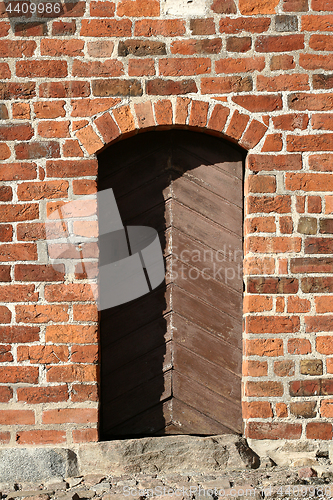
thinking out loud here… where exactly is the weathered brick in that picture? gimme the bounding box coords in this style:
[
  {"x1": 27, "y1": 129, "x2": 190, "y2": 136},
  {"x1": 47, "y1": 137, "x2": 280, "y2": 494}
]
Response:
[
  {"x1": 92, "y1": 79, "x2": 142, "y2": 96},
  {"x1": 246, "y1": 422, "x2": 302, "y2": 440},
  {"x1": 247, "y1": 277, "x2": 298, "y2": 293},
  {"x1": 300, "y1": 359, "x2": 323, "y2": 376},
  {"x1": 290, "y1": 402, "x2": 316, "y2": 418}
]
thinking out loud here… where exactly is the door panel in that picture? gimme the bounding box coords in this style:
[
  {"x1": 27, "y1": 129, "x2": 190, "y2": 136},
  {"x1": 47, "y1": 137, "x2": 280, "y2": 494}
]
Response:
[{"x1": 98, "y1": 130, "x2": 244, "y2": 439}]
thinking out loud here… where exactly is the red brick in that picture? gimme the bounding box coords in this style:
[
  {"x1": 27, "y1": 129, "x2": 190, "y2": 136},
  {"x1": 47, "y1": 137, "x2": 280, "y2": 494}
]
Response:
[
  {"x1": 147, "y1": 79, "x2": 197, "y2": 96},
  {"x1": 247, "y1": 175, "x2": 276, "y2": 194},
  {"x1": 128, "y1": 58, "x2": 155, "y2": 76},
  {"x1": 202, "y1": 76, "x2": 252, "y2": 94},
  {"x1": 246, "y1": 422, "x2": 302, "y2": 440},
  {"x1": 72, "y1": 428, "x2": 98, "y2": 443},
  {"x1": 257, "y1": 74, "x2": 309, "y2": 92},
  {"x1": 245, "y1": 216, "x2": 276, "y2": 233},
  {"x1": 44, "y1": 283, "x2": 96, "y2": 302},
  {"x1": 80, "y1": 19, "x2": 132, "y2": 36},
  {"x1": 189, "y1": 101, "x2": 209, "y2": 127},
  {"x1": 244, "y1": 256, "x2": 275, "y2": 275},
  {"x1": 248, "y1": 236, "x2": 301, "y2": 253},
  {"x1": 46, "y1": 159, "x2": 97, "y2": 178},
  {"x1": 243, "y1": 401, "x2": 273, "y2": 419},
  {"x1": 52, "y1": 20, "x2": 76, "y2": 35},
  {"x1": 226, "y1": 36, "x2": 251, "y2": 52},
  {"x1": 0, "y1": 123, "x2": 33, "y2": 141},
  {"x1": 134, "y1": 101, "x2": 155, "y2": 128},
  {"x1": 216, "y1": 57, "x2": 265, "y2": 74},
  {"x1": 211, "y1": 0, "x2": 236, "y2": 12},
  {"x1": 16, "y1": 430, "x2": 66, "y2": 445},
  {"x1": 94, "y1": 113, "x2": 120, "y2": 144},
  {"x1": 288, "y1": 338, "x2": 311, "y2": 354},
  {"x1": 312, "y1": 114, "x2": 333, "y2": 131},
  {"x1": 117, "y1": 0, "x2": 159, "y2": 16},
  {"x1": 243, "y1": 295, "x2": 273, "y2": 313},
  {"x1": 87, "y1": 40, "x2": 114, "y2": 57},
  {"x1": 243, "y1": 359, "x2": 268, "y2": 377},
  {"x1": 255, "y1": 34, "x2": 304, "y2": 52},
  {"x1": 16, "y1": 60, "x2": 67, "y2": 78},
  {"x1": 15, "y1": 142, "x2": 60, "y2": 160},
  {"x1": 154, "y1": 100, "x2": 173, "y2": 125},
  {"x1": 17, "y1": 386, "x2": 68, "y2": 404},
  {"x1": 246, "y1": 338, "x2": 283, "y2": 357},
  {"x1": 0, "y1": 345, "x2": 12, "y2": 362},
  {"x1": 247, "y1": 195, "x2": 291, "y2": 214},
  {"x1": 45, "y1": 325, "x2": 98, "y2": 344},
  {"x1": 289, "y1": 93, "x2": 333, "y2": 111},
  {"x1": 63, "y1": 140, "x2": 84, "y2": 158},
  {"x1": 71, "y1": 345, "x2": 98, "y2": 363},
  {"x1": 286, "y1": 172, "x2": 333, "y2": 191},
  {"x1": 232, "y1": 95, "x2": 282, "y2": 113},
  {"x1": 0, "y1": 387, "x2": 12, "y2": 403},
  {"x1": 308, "y1": 196, "x2": 321, "y2": 214},
  {"x1": 16, "y1": 305, "x2": 68, "y2": 323},
  {"x1": 42, "y1": 408, "x2": 97, "y2": 424},
  {"x1": 245, "y1": 381, "x2": 284, "y2": 397},
  {"x1": 71, "y1": 383, "x2": 98, "y2": 402},
  {"x1": 247, "y1": 277, "x2": 298, "y2": 293},
  {"x1": 248, "y1": 316, "x2": 300, "y2": 334},
  {"x1": 262, "y1": 134, "x2": 283, "y2": 152},
  {"x1": 0, "y1": 284, "x2": 37, "y2": 302},
  {"x1": 283, "y1": 0, "x2": 308, "y2": 10},
  {"x1": 300, "y1": 54, "x2": 333, "y2": 71},
  {"x1": 276, "y1": 403, "x2": 288, "y2": 418},
  {"x1": 274, "y1": 360, "x2": 295, "y2": 377},
  {"x1": 290, "y1": 402, "x2": 316, "y2": 418},
  {"x1": 312, "y1": 0, "x2": 333, "y2": 10},
  {"x1": 0, "y1": 366, "x2": 38, "y2": 383},
  {"x1": 37, "y1": 120, "x2": 70, "y2": 138},
  {"x1": 0, "y1": 143, "x2": 11, "y2": 161},
  {"x1": 17, "y1": 345, "x2": 68, "y2": 364},
  {"x1": 90, "y1": 0, "x2": 115, "y2": 16},
  {"x1": 72, "y1": 60, "x2": 123, "y2": 77},
  {"x1": 190, "y1": 18, "x2": 215, "y2": 35},
  {"x1": 240, "y1": 120, "x2": 267, "y2": 149},
  {"x1": 39, "y1": 81, "x2": 90, "y2": 98},
  {"x1": 0, "y1": 410, "x2": 34, "y2": 425},
  {"x1": 272, "y1": 113, "x2": 307, "y2": 132},
  {"x1": 316, "y1": 335, "x2": 333, "y2": 353},
  {"x1": 15, "y1": 264, "x2": 65, "y2": 281},
  {"x1": 0, "y1": 326, "x2": 39, "y2": 343},
  {"x1": 306, "y1": 422, "x2": 333, "y2": 440},
  {"x1": 0, "y1": 82, "x2": 36, "y2": 100},
  {"x1": 208, "y1": 104, "x2": 229, "y2": 131},
  {"x1": 17, "y1": 181, "x2": 68, "y2": 201},
  {"x1": 47, "y1": 364, "x2": 98, "y2": 383},
  {"x1": 0, "y1": 40, "x2": 36, "y2": 57},
  {"x1": 134, "y1": 19, "x2": 185, "y2": 36},
  {"x1": 219, "y1": 17, "x2": 270, "y2": 33},
  {"x1": 315, "y1": 296, "x2": 333, "y2": 313},
  {"x1": 171, "y1": 39, "x2": 222, "y2": 55},
  {"x1": 247, "y1": 154, "x2": 302, "y2": 172},
  {"x1": 40, "y1": 39, "x2": 84, "y2": 57},
  {"x1": 160, "y1": 58, "x2": 210, "y2": 76},
  {"x1": 270, "y1": 54, "x2": 295, "y2": 70},
  {"x1": 287, "y1": 296, "x2": 311, "y2": 313},
  {"x1": 34, "y1": 101, "x2": 65, "y2": 119},
  {"x1": 0, "y1": 224, "x2": 12, "y2": 243},
  {"x1": 226, "y1": 110, "x2": 250, "y2": 141},
  {"x1": 302, "y1": 15, "x2": 333, "y2": 31}
]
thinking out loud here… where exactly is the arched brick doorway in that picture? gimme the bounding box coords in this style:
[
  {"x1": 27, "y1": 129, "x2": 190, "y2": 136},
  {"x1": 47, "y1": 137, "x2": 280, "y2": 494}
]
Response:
[{"x1": 98, "y1": 129, "x2": 244, "y2": 440}]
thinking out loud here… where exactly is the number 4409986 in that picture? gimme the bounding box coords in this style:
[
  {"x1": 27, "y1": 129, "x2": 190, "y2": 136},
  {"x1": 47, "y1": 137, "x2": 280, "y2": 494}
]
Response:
[{"x1": 5, "y1": 2, "x2": 61, "y2": 14}]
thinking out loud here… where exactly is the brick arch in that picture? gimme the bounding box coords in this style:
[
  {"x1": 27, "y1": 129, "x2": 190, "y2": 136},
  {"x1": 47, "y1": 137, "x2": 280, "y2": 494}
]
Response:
[{"x1": 73, "y1": 97, "x2": 270, "y2": 156}]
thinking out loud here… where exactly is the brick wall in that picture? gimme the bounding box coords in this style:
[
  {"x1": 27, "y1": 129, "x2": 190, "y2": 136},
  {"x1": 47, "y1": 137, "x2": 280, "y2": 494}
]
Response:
[{"x1": 1, "y1": 0, "x2": 333, "y2": 447}]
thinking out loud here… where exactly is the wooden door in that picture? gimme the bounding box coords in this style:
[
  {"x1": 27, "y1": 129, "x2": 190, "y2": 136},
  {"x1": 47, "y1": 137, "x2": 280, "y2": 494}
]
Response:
[{"x1": 98, "y1": 130, "x2": 244, "y2": 439}]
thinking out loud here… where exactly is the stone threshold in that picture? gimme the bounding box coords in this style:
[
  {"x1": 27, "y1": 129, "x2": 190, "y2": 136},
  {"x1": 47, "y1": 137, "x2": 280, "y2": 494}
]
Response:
[{"x1": 0, "y1": 435, "x2": 332, "y2": 483}]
